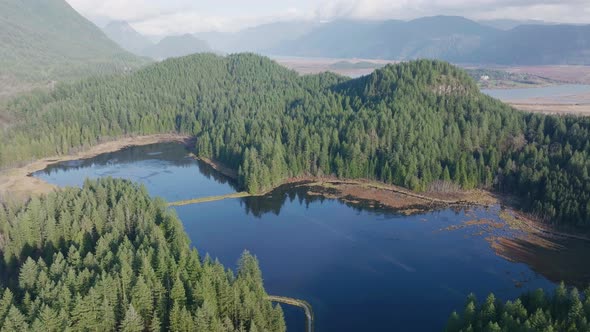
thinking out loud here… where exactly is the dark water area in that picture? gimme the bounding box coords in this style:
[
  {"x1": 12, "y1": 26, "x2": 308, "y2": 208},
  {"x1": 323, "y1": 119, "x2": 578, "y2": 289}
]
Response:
[
  {"x1": 34, "y1": 143, "x2": 239, "y2": 201},
  {"x1": 34, "y1": 143, "x2": 583, "y2": 331}
]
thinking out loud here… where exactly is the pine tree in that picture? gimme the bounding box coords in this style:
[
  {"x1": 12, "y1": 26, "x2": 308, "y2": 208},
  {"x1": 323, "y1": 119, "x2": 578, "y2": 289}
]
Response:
[{"x1": 120, "y1": 304, "x2": 144, "y2": 332}]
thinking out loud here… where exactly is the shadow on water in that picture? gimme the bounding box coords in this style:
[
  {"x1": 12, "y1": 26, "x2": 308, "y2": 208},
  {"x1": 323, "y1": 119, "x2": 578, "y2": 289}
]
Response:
[
  {"x1": 30, "y1": 142, "x2": 590, "y2": 330},
  {"x1": 35, "y1": 142, "x2": 241, "y2": 192},
  {"x1": 238, "y1": 182, "x2": 472, "y2": 219}
]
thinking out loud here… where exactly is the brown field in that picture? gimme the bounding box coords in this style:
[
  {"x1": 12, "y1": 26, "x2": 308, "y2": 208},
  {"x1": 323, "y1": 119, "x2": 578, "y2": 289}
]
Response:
[
  {"x1": 510, "y1": 103, "x2": 590, "y2": 115},
  {"x1": 505, "y1": 65, "x2": 590, "y2": 84}
]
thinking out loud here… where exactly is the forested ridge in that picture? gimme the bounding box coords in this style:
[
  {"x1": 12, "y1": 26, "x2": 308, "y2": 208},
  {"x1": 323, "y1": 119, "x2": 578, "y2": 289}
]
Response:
[
  {"x1": 447, "y1": 284, "x2": 590, "y2": 332},
  {"x1": 0, "y1": 0, "x2": 147, "y2": 91},
  {"x1": 0, "y1": 178, "x2": 285, "y2": 331},
  {"x1": 1, "y1": 53, "x2": 589, "y2": 226}
]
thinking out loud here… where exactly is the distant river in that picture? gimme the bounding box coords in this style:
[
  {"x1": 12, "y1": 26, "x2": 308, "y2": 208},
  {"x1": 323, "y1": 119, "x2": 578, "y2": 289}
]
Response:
[
  {"x1": 33, "y1": 142, "x2": 590, "y2": 331},
  {"x1": 482, "y1": 84, "x2": 590, "y2": 103}
]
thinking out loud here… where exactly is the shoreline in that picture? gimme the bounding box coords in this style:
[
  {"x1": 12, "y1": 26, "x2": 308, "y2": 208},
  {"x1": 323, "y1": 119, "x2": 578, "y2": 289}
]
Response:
[
  {"x1": 3, "y1": 139, "x2": 588, "y2": 246},
  {"x1": 0, "y1": 133, "x2": 191, "y2": 200}
]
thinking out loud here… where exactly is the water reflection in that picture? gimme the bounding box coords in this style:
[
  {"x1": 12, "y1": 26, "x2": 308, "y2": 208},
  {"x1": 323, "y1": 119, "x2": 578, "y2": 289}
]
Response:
[{"x1": 31, "y1": 142, "x2": 590, "y2": 331}]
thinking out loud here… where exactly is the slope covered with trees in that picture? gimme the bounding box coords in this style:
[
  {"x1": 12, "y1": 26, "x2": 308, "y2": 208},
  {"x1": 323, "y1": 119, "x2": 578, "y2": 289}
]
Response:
[
  {"x1": 446, "y1": 283, "x2": 590, "y2": 332},
  {"x1": 0, "y1": 53, "x2": 589, "y2": 226},
  {"x1": 0, "y1": 178, "x2": 285, "y2": 331},
  {"x1": 0, "y1": 0, "x2": 147, "y2": 95}
]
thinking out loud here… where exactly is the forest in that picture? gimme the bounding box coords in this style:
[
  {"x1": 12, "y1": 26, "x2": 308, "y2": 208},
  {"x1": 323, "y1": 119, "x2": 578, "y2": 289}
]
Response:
[
  {"x1": 0, "y1": 178, "x2": 285, "y2": 331},
  {"x1": 0, "y1": 53, "x2": 588, "y2": 226},
  {"x1": 446, "y1": 283, "x2": 590, "y2": 332}
]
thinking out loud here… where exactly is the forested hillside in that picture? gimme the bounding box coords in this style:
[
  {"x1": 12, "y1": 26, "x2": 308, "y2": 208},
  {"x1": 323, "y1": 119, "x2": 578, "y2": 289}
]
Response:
[
  {"x1": 446, "y1": 283, "x2": 590, "y2": 331},
  {"x1": 0, "y1": 178, "x2": 285, "y2": 331},
  {"x1": 1, "y1": 53, "x2": 589, "y2": 226},
  {"x1": 0, "y1": 0, "x2": 146, "y2": 95}
]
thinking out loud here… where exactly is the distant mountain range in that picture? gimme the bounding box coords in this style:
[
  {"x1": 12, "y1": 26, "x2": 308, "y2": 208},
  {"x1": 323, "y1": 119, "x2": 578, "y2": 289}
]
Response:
[
  {"x1": 270, "y1": 16, "x2": 500, "y2": 61},
  {"x1": 102, "y1": 23, "x2": 211, "y2": 60},
  {"x1": 100, "y1": 16, "x2": 590, "y2": 66},
  {"x1": 0, "y1": 0, "x2": 145, "y2": 93},
  {"x1": 195, "y1": 21, "x2": 318, "y2": 53},
  {"x1": 267, "y1": 16, "x2": 590, "y2": 65}
]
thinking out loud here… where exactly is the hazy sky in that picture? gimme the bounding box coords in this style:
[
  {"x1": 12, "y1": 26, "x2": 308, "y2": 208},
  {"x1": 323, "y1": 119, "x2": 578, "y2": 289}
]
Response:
[{"x1": 65, "y1": 0, "x2": 590, "y2": 35}]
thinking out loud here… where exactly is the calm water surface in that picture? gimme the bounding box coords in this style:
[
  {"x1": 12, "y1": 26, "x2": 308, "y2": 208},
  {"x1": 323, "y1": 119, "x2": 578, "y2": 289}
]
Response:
[{"x1": 34, "y1": 143, "x2": 575, "y2": 331}]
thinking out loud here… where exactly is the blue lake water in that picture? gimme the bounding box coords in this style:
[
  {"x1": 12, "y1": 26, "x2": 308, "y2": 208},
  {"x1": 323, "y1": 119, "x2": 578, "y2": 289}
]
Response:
[{"x1": 33, "y1": 143, "x2": 582, "y2": 331}]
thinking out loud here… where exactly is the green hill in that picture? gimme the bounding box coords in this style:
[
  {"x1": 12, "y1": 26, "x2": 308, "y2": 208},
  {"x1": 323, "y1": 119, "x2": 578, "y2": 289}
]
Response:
[
  {"x1": 1, "y1": 53, "x2": 589, "y2": 226},
  {"x1": 0, "y1": 0, "x2": 147, "y2": 95}
]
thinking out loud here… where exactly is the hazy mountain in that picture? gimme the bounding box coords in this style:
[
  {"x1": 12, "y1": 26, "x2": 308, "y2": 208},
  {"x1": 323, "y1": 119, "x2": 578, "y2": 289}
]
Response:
[
  {"x1": 102, "y1": 21, "x2": 153, "y2": 55},
  {"x1": 271, "y1": 19, "x2": 384, "y2": 58},
  {"x1": 477, "y1": 19, "x2": 554, "y2": 30},
  {"x1": 0, "y1": 0, "x2": 146, "y2": 92},
  {"x1": 143, "y1": 34, "x2": 211, "y2": 59},
  {"x1": 271, "y1": 16, "x2": 498, "y2": 60},
  {"x1": 196, "y1": 21, "x2": 318, "y2": 53},
  {"x1": 475, "y1": 24, "x2": 590, "y2": 65},
  {"x1": 268, "y1": 16, "x2": 590, "y2": 65}
]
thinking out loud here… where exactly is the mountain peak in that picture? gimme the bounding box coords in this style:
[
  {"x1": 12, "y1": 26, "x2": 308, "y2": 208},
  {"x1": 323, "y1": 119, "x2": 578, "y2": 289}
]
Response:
[{"x1": 102, "y1": 20, "x2": 153, "y2": 55}]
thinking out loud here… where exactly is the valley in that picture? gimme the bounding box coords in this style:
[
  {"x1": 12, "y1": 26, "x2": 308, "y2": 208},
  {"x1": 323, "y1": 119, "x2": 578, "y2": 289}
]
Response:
[{"x1": 2, "y1": 1, "x2": 590, "y2": 330}]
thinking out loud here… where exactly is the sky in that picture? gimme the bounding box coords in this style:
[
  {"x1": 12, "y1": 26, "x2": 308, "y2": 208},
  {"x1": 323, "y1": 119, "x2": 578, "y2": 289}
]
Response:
[{"x1": 65, "y1": 0, "x2": 590, "y2": 36}]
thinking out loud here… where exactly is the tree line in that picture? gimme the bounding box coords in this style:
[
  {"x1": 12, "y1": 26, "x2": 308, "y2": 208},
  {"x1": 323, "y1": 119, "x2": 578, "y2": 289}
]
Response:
[
  {"x1": 1, "y1": 53, "x2": 588, "y2": 226},
  {"x1": 0, "y1": 178, "x2": 285, "y2": 331},
  {"x1": 446, "y1": 283, "x2": 590, "y2": 331}
]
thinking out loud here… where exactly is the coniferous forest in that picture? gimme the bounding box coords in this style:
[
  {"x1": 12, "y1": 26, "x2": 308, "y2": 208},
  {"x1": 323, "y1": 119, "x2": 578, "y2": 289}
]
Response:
[
  {"x1": 0, "y1": 178, "x2": 285, "y2": 332},
  {"x1": 1, "y1": 53, "x2": 588, "y2": 226},
  {"x1": 447, "y1": 284, "x2": 590, "y2": 332}
]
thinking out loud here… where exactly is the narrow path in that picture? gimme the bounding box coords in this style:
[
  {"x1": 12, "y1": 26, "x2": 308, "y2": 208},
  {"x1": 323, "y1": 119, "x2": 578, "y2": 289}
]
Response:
[
  {"x1": 167, "y1": 192, "x2": 251, "y2": 206},
  {"x1": 267, "y1": 295, "x2": 314, "y2": 332}
]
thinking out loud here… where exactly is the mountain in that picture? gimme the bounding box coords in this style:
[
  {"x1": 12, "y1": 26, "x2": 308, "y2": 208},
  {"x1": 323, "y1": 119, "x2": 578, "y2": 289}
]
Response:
[
  {"x1": 0, "y1": 0, "x2": 146, "y2": 94},
  {"x1": 271, "y1": 19, "x2": 385, "y2": 58},
  {"x1": 271, "y1": 16, "x2": 499, "y2": 60},
  {"x1": 3, "y1": 53, "x2": 589, "y2": 226},
  {"x1": 268, "y1": 16, "x2": 590, "y2": 65},
  {"x1": 143, "y1": 34, "x2": 211, "y2": 59},
  {"x1": 478, "y1": 19, "x2": 554, "y2": 30},
  {"x1": 102, "y1": 20, "x2": 153, "y2": 55},
  {"x1": 196, "y1": 21, "x2": 318, "y2": 54},
  {"x1": 476, "y1": 24, "x2": 590, "y2": 65}
]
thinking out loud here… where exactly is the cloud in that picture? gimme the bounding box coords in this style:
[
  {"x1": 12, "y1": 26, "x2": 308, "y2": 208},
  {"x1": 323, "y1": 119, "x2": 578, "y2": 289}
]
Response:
[{"x1": 65, "y1": 0, "x2": 590, "y2": 35}]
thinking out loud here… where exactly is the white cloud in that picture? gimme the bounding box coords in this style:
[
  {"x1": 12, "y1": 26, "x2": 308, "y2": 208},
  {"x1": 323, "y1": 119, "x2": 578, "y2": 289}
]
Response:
[{"x1": 65, "y1": 0, "x2": 590, "y2": 35}]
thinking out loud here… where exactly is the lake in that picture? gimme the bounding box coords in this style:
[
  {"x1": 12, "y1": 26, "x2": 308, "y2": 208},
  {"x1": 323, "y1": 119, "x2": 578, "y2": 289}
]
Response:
[
  {"x1": 482, "y1": 84, "x2": 590, "y2": 103},
  {"x1": 34, "y1": 142, "x2": 583, "y2": 331}
]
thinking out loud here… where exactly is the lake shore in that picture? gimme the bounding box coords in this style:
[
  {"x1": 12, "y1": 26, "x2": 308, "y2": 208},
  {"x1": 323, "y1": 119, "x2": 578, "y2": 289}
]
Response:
[
  {"x1": 0, "y1": 133, "x2": 191, "y2": 200},
  {"x1": 3, "y1": 138, "x2": 587, "y2": 248},
  {"x1": 196, "y1": 156, "x2": 498, "y2": 211}
]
